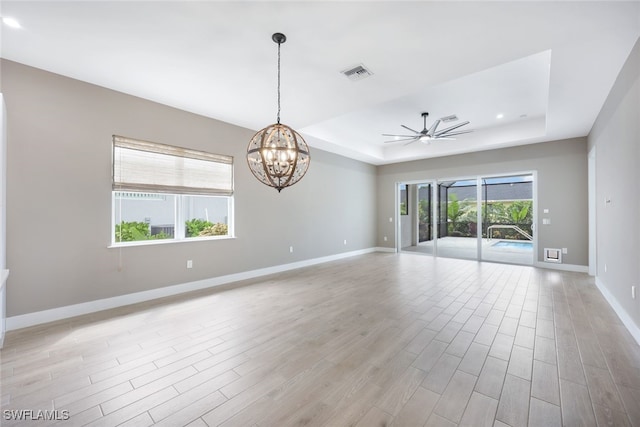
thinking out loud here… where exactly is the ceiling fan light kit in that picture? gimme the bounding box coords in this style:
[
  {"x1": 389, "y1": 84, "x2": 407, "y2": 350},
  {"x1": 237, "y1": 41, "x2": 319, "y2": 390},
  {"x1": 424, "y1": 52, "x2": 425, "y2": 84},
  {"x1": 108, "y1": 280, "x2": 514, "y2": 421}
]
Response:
[
  {"x1": 246, "y1": 32, "x2": 310, "y2": 193},
  {"x1": 383, "y1": 112, "x2": 472, "y2": 145}
]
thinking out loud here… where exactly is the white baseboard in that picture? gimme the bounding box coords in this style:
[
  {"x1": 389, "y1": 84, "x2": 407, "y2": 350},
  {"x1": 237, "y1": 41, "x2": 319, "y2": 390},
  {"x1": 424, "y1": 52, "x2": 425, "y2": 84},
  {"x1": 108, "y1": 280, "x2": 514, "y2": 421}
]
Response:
[
  {"x1": 375, "y1": 246, "x2": 396, "y2": 253},
  {"x1": 594, "y1": 277, "x2": 640, "y2": 346},
  {"x1": 533, "y1": 261, "x2": 588, "y2": 273},
  {"x1": 6, "y1": 248, "x2": 379, "y2": 331}
]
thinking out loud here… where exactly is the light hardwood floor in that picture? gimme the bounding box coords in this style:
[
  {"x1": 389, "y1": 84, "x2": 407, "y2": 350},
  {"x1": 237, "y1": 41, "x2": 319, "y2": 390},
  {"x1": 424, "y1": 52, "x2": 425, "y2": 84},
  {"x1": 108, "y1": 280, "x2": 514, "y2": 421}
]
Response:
[{"x1": 1, "y1": 253, "x2": 640, "y2": 426}]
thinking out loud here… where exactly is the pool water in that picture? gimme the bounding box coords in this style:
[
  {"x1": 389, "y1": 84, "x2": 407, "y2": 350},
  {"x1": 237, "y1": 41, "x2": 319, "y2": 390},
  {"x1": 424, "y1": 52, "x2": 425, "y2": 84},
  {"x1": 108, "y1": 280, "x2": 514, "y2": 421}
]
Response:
[{"x1": 492, "y1": 241, "x2": 533, "y2": 250}]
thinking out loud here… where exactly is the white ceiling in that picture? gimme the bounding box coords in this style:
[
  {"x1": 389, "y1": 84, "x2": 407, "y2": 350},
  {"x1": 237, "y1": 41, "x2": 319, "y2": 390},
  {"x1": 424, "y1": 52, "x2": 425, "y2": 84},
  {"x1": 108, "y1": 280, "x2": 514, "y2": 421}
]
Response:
[{"x1": 1, "y1": 1, "x2": 639, "y2": 165}]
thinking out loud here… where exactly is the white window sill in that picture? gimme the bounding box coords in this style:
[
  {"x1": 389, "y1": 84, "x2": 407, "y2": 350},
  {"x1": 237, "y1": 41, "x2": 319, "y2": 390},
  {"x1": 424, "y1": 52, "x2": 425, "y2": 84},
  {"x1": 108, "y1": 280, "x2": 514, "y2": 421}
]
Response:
[{"x1": 108, "y1": 235, "x2": 236, "y2": 249}]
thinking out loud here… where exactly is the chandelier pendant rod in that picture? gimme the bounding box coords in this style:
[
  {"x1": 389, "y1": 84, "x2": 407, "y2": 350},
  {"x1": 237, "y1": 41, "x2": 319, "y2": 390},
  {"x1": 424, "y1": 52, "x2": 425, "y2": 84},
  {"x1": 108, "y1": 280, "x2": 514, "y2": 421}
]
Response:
[
  {"x1": 273, "y1": 32, "x2": 286, "y2": 125},
  {"x1": 276, "y1": 38, "x2": 281, "y2": 124}
]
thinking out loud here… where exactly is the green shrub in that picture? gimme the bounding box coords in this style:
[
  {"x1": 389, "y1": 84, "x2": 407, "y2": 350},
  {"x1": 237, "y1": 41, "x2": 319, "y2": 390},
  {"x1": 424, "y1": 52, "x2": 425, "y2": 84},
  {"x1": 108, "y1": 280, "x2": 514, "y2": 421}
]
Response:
[
  {"x1": 115, "y1": 219, "x2": 226, "y2": 241},
  {"x1": 115, "y1": 221, "x2": 151, "y2": 242},
  {"x1": 185, "y1": 218, "x2": 214, "y2": 237},
  {"x1": 507, "y1": 201, "x2": 531, "y2": 224},
  {"x1": 150, "y1": 231, "x2": 171, "y2": 240},
  {"x1": 199, "y1": 223, "x2": 228, "y2": 236},
  {"x1": 115, "y1": 221, "x2": 171, "y2": 241}
]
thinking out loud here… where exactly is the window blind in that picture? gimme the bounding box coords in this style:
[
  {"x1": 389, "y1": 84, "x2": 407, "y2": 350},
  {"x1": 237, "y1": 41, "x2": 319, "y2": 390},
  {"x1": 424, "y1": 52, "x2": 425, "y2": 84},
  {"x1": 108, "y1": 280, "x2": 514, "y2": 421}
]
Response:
[{"x1": 113, "y1": 135, "x2": 233, "y2": 196}]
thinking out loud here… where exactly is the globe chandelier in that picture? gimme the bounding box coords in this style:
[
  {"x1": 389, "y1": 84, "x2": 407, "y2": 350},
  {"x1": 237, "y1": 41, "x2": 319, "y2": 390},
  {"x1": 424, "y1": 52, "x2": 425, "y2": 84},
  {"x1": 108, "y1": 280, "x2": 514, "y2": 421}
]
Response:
[{"x1": 246, "y1": 32, "x2": 310, "y2": 192}]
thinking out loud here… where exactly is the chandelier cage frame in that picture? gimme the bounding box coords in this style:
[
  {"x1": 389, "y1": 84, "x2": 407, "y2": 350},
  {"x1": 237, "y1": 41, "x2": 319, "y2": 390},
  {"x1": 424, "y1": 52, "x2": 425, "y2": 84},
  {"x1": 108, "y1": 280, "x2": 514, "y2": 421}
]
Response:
[{"x1": 246, "y1": 32, "x2": 310, "y2": 193}]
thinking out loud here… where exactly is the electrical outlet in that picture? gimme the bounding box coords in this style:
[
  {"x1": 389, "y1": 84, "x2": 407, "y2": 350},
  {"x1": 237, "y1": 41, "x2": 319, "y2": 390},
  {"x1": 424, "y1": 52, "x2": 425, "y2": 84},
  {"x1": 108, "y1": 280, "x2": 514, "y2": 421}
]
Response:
[
  {"x1": 186, "y1": 260, "x2": 193, "y2": 269},
  {"x1": 289, "y1": 246, "x2": 293, "y2": 253},
  {"x1": 389, "y1": 217, "x2": 393, "y2": 222},
  {"x1": 384, "y1": 236, "x2": 388, "y2": 242},
  {"x1": 604, "y1": 264, "x2": 608, "y2": 273},
  {"x1": 632, "y1": 286, "x2": 636, "y2": 299},
  {"x1": 343, "y1": 239, "x2": 347, "y2": 245},
  {"x1": 562, "y1": 248, "x2": 568, "y2": 254}
]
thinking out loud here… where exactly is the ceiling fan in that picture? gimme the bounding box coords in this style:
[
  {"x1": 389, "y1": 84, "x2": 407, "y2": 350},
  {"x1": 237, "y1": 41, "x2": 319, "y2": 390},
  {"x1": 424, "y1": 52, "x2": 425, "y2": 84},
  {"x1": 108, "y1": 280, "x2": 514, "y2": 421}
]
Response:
[{"x1": 383, "y1": 112, "x2": 472, "y2": 145}]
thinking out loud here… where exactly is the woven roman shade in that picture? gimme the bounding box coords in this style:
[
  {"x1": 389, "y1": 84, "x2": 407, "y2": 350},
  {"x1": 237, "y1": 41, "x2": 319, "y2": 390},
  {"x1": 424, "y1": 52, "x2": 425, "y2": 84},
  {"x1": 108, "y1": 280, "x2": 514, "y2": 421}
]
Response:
[{"x1": 113, "y1": 136, "x2": 233, "y2": 196}]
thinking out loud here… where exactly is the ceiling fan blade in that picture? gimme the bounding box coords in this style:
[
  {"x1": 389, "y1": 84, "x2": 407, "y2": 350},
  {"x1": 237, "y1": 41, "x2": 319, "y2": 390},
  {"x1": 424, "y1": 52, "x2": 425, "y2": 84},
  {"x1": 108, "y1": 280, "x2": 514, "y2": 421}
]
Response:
[
  {"x1": 383, "y1": 137, "x2": 419, "y2": 143},
  {"x1": 437, "y1": 129, "x2": 473, "y2": 138},
  {"x1": 400, "y1": 125, "x2": 420, "y2": 134},
  {"x1": 434, "y1": 121, "x2": 470, "y2": 137},
  {"x1": 427, "y1": 119, "x2": 441, "y2": 136},
  {"x1": 385, "y1": 113, "x2": 471, "y2": 146}
]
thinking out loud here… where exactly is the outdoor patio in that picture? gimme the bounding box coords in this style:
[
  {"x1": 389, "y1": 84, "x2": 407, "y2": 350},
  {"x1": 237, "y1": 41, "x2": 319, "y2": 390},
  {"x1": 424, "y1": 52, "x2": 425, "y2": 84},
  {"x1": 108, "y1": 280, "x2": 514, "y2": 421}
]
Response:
[{"x1": 402, "y1": 236, "x2": 534, "y2": 265}]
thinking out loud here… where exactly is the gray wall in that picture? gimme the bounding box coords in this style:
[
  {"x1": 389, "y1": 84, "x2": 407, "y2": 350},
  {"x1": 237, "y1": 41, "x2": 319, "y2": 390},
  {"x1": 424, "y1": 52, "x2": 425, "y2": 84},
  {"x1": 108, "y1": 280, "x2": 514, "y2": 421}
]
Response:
[
  {"x1": 1, "y1": 60, "x2": 377, "y2": 317},
  {"x1": 588, "y1": 38, "x2": 640, "y2": 331},
  {"x1": 377, "y1": 138, "x2": 589, "y2": 266}
]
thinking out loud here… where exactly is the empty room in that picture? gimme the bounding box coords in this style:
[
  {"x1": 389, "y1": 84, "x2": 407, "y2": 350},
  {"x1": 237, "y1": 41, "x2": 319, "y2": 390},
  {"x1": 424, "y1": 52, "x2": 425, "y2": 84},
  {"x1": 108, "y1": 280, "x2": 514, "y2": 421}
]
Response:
[{"x1": 0, "y1": 1, "x2": 639, "y2": 426}]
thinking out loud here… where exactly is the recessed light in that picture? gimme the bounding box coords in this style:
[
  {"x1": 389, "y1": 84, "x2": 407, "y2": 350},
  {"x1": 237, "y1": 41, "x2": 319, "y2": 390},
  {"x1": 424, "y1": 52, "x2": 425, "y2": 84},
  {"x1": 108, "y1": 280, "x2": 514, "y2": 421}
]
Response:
[
  {"x1": 496, "y1": 113, "x2": 504, "y2": 119},
  {"x1": 2, "y1": 17, "x2": 21, "y2": 29}
]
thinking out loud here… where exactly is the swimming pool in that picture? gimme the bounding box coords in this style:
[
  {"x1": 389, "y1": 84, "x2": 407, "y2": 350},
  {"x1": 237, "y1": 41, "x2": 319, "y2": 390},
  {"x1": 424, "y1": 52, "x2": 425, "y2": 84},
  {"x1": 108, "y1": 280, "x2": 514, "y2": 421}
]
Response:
[{"x1": 492, "y1": 241, "x2": 533, "y2": 249}]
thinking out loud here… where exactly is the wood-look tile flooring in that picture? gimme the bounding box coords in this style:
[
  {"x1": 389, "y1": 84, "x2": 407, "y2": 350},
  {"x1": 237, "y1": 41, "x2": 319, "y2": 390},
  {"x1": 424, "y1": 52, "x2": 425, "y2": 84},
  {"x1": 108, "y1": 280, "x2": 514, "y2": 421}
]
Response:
[{"x1": 2, "y1": 253, "x2": 640, "y2": 426}]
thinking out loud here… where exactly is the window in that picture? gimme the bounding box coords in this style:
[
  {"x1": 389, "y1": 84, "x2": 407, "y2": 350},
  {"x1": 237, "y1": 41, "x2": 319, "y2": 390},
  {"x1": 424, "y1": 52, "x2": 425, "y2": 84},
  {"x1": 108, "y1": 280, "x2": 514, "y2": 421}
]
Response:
[{"x1": 112, "y1": 136, "x2": 233, "y2": 245}]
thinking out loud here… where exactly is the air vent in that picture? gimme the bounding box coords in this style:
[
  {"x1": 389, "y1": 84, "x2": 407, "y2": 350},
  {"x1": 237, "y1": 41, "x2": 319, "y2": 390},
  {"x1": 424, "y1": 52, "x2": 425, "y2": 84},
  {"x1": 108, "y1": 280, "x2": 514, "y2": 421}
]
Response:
[
  {"x1": 340, "y1": 64, "x2": 373, "y2": 81},
  {"x1": 441, "y1": 115, "x2": 458, "y2": 123}
]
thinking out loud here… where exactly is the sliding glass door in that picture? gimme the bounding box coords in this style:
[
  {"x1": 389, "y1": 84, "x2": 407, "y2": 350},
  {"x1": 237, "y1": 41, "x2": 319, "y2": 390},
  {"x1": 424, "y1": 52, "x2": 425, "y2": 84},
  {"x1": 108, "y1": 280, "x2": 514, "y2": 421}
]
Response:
[
  {"x1": 399, "y1": 182, "x2": 435, "y2": 255},
  {"x1": 480, "y1": 175, "x2": 534, "y2": 265},
  {"x1": 399, "y1": 173, "x2": 535, "y2": 266},
  {"x1": 436, "y1": 179, "x2": 478, "y2": 260},
  {"x1": 417, "y1": 184, "x2": 433, "y2": 253}
]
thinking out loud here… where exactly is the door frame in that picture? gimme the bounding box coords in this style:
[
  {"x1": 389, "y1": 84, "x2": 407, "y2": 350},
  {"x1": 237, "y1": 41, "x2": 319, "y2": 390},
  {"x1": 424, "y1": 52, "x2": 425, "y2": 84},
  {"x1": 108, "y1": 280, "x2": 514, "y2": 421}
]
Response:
[{"x1": 588, "y1": 147, "x2": 597, "y2": 276}]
